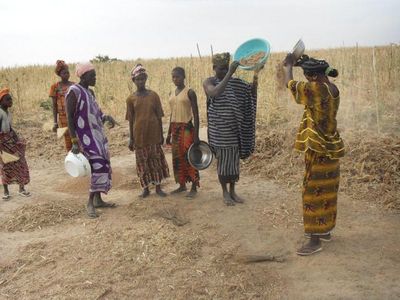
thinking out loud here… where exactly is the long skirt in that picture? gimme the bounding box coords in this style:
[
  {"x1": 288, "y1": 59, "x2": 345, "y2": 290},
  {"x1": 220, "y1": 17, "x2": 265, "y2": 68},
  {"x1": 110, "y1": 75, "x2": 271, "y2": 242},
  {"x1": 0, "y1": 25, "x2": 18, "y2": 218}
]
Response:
[
  {"x1": 58, "y1": 112, "x2": 72, "y2": 152},
  {"x1": 303, "y1": 150, "x2": 340, "y2": 234},
  {"x1": 171, "y1": 122, "x2": 200, "y2": 187},
  {"x1": 0, "y1": 130, "x2": 30, "y2": 186},
  {"x1": 213, "y1": 146, "x2": 240, "y2": 183},
  {"x1": 135, "y1": 144, "x2": 169, "y2": 188}
]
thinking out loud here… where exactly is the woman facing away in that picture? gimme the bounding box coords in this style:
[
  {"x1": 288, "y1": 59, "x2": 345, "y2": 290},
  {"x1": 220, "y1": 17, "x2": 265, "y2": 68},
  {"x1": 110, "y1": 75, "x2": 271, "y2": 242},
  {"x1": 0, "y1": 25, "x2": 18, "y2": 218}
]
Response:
[
  {"x1": 126, "y1": 64, "x2": 169, "y2": 198},
  {"x1": 49, "y1": 60, "x2": 74, "y2": 151},
  {"x1": 166, "y1": 67, "x2": 200, "y2": 198},
  {"x1": 282, "y1": 54, "x2": 345, "y2": 256},
  {"x1": 0, "y1": 88, "x2": 30, "y2": 200},
  {"x1": 65, "y1": 62, "x2": 117, "y2": 218}
]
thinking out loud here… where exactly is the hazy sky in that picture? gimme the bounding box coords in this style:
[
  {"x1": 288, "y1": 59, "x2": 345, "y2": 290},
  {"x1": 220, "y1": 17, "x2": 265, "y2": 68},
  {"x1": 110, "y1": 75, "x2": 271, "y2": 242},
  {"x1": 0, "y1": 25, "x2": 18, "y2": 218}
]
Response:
[{"x1": 1, "y1": 0, "x2": 399, "y2": 67}]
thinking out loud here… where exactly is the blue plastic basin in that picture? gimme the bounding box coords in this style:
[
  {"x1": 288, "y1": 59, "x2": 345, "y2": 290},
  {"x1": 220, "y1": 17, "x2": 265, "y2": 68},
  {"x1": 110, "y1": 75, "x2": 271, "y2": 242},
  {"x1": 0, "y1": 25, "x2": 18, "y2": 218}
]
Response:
[{"x1": 233, "y1": 38, "x2": 271, "y2": 70}]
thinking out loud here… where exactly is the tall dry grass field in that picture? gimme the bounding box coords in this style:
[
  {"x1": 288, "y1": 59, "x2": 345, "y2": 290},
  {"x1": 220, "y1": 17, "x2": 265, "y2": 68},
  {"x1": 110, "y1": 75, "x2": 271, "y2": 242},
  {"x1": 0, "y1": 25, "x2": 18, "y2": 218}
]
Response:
[
  {"x1": 0, "y1": 45, "x2": 400, "y2": 133},
  {"x1": 1, "y1": 45, "x2": 399, "y2": 134}
]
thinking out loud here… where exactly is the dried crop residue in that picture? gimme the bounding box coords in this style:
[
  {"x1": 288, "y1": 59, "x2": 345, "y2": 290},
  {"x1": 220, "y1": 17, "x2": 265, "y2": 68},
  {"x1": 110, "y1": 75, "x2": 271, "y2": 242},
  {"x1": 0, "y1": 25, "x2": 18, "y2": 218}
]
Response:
[
  {"x1": 0, "y1": 201, "x2": 84, "y2": 232},
  {"x1": 242, "y1": 126, "x2": 400, "y2": 210}
]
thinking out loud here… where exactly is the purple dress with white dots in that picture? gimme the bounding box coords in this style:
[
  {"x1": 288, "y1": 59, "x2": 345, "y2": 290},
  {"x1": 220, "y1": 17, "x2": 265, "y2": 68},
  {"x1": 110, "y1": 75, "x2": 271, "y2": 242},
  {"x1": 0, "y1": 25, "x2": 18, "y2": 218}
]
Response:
[{"x1": 66, "y1": 84, "x2": 112, "y2": 193}]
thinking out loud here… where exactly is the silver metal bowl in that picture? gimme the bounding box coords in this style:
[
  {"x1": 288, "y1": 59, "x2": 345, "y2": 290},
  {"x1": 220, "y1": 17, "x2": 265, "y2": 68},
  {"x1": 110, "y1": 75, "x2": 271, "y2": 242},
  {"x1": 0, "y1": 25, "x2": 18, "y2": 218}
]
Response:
[
  {"x1": 187, "y1": 141, "x2": 213, "y2": 170},
  {"x1": 292, "y1": 39, "x2": 305, "y2": 60}
]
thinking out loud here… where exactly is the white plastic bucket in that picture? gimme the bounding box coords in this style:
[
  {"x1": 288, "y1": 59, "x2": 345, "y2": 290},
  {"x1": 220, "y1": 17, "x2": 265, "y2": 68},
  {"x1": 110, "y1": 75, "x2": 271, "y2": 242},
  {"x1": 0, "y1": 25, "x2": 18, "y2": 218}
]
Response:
[{"x1": 64, "y1": 151, "x2": 91, "y2": 177}]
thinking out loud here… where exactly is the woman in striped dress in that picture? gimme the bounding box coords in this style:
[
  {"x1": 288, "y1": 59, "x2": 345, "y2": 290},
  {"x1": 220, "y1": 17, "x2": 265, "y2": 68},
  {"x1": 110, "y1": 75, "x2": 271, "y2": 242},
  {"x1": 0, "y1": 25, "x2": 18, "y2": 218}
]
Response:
[
  {"x1": 203, "y1": 53, "x2": 262, "y2": 206},
  {"x1": 283, "y1": 54, "x2": 345, "y2": 256},
  {"x1": 166, "y1": 67, "x2": 200, "y2": 198}
]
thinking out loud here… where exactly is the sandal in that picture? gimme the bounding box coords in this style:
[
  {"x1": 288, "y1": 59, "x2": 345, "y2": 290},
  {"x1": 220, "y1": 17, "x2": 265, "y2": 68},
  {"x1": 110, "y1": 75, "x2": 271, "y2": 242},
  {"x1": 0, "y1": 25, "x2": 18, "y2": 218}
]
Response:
[
  {"x1": 2, "y1": 194, "x2": 10, "y2": 201},
  {"x1": 296, "y1": 245, "x2": 323, "y2": 256}
]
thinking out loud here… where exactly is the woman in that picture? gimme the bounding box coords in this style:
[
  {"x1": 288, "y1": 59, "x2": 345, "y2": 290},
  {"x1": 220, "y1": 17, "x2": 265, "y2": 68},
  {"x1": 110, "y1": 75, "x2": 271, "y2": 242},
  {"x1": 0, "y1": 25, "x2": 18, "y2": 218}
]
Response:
[
  {"x1": 203, "y1": 53, "x2": 261, "y2": 206},
  {"x1": 49, "y1": 60, "x2": 74, "y2": 151},
  {"x1": 65, "y1": 62, "x2": 116, "y2": 218},
  {"x1": 166, "y1": 67, "x2": 200, "y2": 198},
  {"x1": 282, "y1": 54, "x2": 345, "y2": 256},
  {"x1": 0, "y1": 88, "x2": 30, "y2": 200},
  {"x1": 126, "y1": 64, "x2": 169, "y2": 198}
]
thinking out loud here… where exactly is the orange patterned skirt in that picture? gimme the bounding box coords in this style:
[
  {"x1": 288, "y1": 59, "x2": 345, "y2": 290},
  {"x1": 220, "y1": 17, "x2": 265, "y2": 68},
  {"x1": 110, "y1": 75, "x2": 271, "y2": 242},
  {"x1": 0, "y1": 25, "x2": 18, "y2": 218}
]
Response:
[{"x1": 171, "y1": 122, "x2": 200, "y2": 187}]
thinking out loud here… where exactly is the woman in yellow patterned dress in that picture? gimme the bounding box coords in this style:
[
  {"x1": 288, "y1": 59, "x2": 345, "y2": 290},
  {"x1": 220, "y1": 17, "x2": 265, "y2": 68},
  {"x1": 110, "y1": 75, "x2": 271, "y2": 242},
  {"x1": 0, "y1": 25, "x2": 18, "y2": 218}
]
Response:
[
  {"x1": 49, "y1": 60, "x2": 74, "y2": 151},
  {"x1": 283, "y1": 54, "x2": 345, "y2": 256}
]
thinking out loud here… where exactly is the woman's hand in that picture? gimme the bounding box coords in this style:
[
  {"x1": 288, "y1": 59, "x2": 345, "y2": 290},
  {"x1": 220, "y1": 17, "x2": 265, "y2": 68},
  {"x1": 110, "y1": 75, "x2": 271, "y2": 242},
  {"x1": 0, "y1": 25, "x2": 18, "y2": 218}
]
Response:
[
  {"x1": 254, "y1": 63, "x2": 264, "y2": 75},
  {"x1": 103, "y1": 115, "x2": 117, "y2": 129},
  {"x1": 283, "y1": 53, "x2": 296, "y2": 67},
  {"x1": 228, "y1": 61, "x2": 240, "y2": 75},
  {"x1": 193, "y1": 135, "x2": 200, "y2": 146},
  {"x1": 71, "y1": 143, "x2": 80, "y2": 154},
  {"x1": 128, "y1": 138, "x2": 135, "y2": 151}
]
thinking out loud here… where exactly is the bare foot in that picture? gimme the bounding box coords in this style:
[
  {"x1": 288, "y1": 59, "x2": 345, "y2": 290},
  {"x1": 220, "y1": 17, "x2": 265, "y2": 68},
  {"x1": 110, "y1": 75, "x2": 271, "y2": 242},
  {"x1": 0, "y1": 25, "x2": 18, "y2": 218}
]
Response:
[
  {"x1": 156, "y1": 189, "x2": 167, "y2": 198},
  {"x1": 231, "y1": 191, "x2": 244, "y2": 203},
  {"x1": 139, "y1": 188, "x2": 150, "y2": 199},
  {"x1": 186, "y1": 189, "x2": 197, "y2": 199},
  {"x1": 305, "y1": 233, "x2": 331, "y2": 242},
  {"x1": 297, "y1": 238, "x2": 322, "y2": 256},
  {"x1": 223, "y1": 191, "x2": 235, "y2": 206},
  {"x1": 94, "y1": 199, "x2": 116, "y2": 208},
  {"x1": 170, "y1": 186, "x2": 187, "y2": 194},
  {"x1": 86, "y1": 204, "x2": 98, "y2": 218}
]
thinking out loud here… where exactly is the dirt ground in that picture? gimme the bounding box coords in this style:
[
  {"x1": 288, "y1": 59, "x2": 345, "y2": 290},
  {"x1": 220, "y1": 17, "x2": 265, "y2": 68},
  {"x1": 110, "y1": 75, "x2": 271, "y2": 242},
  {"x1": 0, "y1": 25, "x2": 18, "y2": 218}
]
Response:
[{"x1": 0, "y1": 125, "x2": 399, "y2": 300}]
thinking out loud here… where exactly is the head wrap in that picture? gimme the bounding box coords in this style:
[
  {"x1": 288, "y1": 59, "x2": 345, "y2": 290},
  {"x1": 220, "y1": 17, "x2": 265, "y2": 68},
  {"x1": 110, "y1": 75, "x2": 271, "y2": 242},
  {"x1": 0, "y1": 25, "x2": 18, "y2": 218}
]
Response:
[
  {"x1": 212, "y1": 52, "x2": 230, "y2": 67},
  {"x1": 0, "y1": 88, "x2": 10, "y2": 102},
  {"x1": 75, "y1": 62, "x2": 95, "y2": 78},
  {"x1": 296, "y1": 55, "x2": 329, "y2": 74},
  {"x1": 55, "y1": 60, "x2": 68, "y2": 75},
  {"x1": 131, "y1": 64, "x2": 146, "y2": 79}
]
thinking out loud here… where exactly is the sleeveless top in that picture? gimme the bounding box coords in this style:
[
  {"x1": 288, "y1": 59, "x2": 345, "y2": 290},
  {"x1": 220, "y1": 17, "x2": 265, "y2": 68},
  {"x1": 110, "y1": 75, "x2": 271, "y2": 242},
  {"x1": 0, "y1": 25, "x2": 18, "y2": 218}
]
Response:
[{"x1": 169, "y1": 86, "x2": 192, "y2": 123}]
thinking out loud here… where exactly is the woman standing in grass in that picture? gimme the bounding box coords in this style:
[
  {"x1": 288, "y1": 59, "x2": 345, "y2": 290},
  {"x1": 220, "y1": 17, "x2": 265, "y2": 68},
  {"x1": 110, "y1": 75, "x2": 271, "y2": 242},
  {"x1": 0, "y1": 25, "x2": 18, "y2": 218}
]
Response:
[
  {"x1": 49, "y1": 60, "x2": 74, "y2": 151},
  {"x1": 282, "y1": 54, "x2": 345, "y2": 256},
  {"x1": 0, "y1": 88, "x2": 30, "y2": 200},
  {"x1": 126, "y1": 64, "x2": 169, "y2": 198},
  {"x1": 166, "y1": 67, "x2": 200, "y2": 198}
]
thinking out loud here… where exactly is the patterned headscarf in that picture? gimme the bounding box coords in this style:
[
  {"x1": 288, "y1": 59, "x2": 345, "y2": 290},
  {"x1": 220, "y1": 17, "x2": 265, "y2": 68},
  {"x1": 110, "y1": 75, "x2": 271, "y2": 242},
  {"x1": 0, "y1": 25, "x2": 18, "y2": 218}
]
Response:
[
  {"x1": 131, "y1": 64, "x2": 146, "y2": 79},
  {"x1": 212, "y1": 52, "x2": 230, "y2": 67},
  {"x1": 0, "y1": 88, "x2": 10, "y2": 102},
  {"x1": 55, "y1": 60, "x2": 68, "y2": 75},
  {"x1": 75, "y1": 62, "x2": 95, "y2": 78},
  {"x1": 296, "y1": 55, "x2": 329, "y2": 73}
]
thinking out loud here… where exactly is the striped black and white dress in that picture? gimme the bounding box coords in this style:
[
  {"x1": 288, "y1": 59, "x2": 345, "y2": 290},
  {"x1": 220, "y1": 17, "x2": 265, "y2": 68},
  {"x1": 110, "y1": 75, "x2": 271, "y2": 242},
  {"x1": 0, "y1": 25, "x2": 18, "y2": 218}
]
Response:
[{"x1": 207, "y1": 77, "x2": 257, "y2": 182}]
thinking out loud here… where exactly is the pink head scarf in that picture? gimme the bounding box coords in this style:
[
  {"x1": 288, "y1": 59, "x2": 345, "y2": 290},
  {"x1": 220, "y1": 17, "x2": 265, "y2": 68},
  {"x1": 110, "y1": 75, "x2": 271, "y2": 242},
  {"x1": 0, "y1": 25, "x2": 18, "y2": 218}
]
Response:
[
  {"x1": 131, "y1": 64, "x2": 146, "y2": 79},
  {"x1": 75, "y1": 62, "x2": 95, "y2": 78}
]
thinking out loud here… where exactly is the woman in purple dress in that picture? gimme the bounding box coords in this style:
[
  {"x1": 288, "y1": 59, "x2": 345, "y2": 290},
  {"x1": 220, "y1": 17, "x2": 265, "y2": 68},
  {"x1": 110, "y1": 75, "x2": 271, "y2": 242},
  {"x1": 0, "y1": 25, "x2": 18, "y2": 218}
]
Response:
[{"x1": 66, "y1": 62, "x2": 117, "y2": 218}]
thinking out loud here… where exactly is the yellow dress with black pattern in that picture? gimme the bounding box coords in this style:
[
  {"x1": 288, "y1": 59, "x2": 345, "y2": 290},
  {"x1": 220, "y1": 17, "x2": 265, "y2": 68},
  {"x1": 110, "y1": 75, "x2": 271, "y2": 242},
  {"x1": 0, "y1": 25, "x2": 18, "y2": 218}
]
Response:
[{"x1": 288, "y1": 80, "x2": 344, "y2": 234}]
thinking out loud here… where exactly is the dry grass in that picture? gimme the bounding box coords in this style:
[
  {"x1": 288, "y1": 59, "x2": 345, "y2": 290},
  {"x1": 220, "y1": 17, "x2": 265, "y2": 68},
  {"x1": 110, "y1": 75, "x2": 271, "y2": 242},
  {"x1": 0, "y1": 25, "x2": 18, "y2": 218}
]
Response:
[
  {"x1": 1, "y1": 45, "x2": 399, "y2": 132},
  {"x1": 0, "y1": 201, "x2": 84, "y2": 232},
  {"x1": 1, "y1": 45, "x2": 399, "y2": 211}
]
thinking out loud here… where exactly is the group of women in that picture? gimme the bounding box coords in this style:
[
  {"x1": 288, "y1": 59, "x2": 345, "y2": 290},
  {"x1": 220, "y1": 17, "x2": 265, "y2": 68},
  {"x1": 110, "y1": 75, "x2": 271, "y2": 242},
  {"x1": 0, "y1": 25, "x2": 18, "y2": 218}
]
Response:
[{"x1": 0, "y1": 51, "x2": 344, "y2": 256}]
